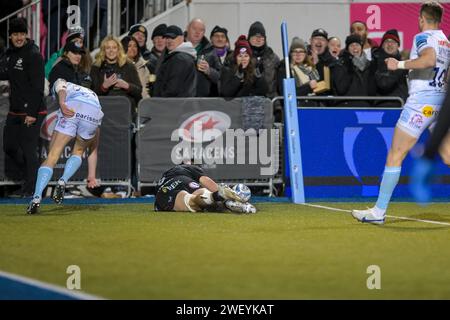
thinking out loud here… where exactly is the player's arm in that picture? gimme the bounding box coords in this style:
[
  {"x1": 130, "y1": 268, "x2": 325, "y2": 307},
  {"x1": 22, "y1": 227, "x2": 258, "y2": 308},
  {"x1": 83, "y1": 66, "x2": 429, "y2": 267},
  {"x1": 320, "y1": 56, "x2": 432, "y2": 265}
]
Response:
[
  {"x1": 54, "y1": 78, "x2": 74, "y2": 118},
  {"x1": 199, "y1": 176, "x2": 219, "y2": 192},
  {"x1": 386, "y1": 47, "x2": 436, "y2": 70}
]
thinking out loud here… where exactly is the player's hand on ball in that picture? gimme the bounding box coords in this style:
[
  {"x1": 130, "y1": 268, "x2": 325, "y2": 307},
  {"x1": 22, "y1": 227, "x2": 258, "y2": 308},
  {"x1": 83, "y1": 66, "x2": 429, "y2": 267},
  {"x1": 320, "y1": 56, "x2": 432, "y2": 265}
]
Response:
[{"x1": 385, "y1": 58, "x2": 399, "y2": 70}]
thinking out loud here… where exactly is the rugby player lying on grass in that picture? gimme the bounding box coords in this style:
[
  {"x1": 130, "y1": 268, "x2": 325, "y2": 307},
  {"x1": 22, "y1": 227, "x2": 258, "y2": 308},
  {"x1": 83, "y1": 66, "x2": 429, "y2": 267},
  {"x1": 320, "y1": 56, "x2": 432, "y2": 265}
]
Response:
[{"x1": 154, "y1": 164, "x2": 256, "y2": 214}]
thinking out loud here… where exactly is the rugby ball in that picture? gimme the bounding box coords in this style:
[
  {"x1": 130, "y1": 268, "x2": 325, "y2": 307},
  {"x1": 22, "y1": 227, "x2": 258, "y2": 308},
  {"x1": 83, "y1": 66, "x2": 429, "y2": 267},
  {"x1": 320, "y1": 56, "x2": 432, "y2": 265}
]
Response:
[{"x1": 233, "y1": 183, "x2": 251, "y2": 202}]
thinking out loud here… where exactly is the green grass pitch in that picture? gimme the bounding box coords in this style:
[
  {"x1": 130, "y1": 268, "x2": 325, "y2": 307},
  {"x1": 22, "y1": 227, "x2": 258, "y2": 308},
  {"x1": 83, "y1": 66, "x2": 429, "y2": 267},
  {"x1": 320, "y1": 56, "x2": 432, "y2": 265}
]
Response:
[{"x1": 0, "y1": 202, "x2": 449, "y2": 299}]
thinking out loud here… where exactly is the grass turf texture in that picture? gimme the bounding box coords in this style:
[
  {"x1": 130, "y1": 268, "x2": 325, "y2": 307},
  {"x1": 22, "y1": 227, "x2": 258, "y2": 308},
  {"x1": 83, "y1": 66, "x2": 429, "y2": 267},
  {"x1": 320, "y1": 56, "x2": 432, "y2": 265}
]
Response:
[{"x1": 0, "y1": 202, "x2": 449, "y2": 299}]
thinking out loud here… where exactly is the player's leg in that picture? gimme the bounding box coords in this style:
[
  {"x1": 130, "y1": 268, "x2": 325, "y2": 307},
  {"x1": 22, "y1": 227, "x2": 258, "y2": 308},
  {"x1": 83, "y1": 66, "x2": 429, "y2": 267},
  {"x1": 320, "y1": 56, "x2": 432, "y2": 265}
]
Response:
[
  {"x1": 173, "y1": 191, "x2": 202, "y2": 212},
  {"x1": 53, "y1": 134, "x2": 96, "y2": 204},
  {"x1": 87, "y1": 128, "x2": 100, "y2": 188},
  {"x1": 192, "y1": 187, "x2": 257, "y2": 214},
  {"x1": 352, "y1": 127, "x2": 418, "y2": 224},
  {"x1": 27, "y1": 131, "x2": 73, "y2": 214}
]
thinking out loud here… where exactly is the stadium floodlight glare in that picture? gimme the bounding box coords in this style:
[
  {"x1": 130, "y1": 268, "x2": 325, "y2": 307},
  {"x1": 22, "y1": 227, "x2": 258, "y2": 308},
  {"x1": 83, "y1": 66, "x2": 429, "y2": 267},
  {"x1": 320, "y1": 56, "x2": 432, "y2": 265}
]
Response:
[{"x1": 281, "y1": 21, "x2": 305, "y2": 204}]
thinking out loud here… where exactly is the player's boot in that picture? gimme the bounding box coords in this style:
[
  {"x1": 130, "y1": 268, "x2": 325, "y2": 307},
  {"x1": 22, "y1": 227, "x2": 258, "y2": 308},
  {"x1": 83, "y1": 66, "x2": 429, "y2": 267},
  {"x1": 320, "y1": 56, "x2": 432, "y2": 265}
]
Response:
[
  {"x1": 351, "y1": 207, "x2": 385, "y2": 225},
  {"x1": 218, "y1": 184, "x2": 245, "y2": 203},
  {"x1": 26, "y1": 196, "x2": 41, "y2": 214},
  {"x1": 224, "y1": 200, "x2": 257, "y2": 214},
  {"x1": 52, "y1": 179, "x2": 66, "y2": 205}
]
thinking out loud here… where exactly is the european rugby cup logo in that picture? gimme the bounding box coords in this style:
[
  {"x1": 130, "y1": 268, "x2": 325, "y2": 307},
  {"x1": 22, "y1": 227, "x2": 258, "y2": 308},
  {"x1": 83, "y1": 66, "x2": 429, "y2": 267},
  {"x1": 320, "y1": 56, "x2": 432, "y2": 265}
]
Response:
[{"x1": 343, "y1": 111, "x2": 393, "y2": 196}]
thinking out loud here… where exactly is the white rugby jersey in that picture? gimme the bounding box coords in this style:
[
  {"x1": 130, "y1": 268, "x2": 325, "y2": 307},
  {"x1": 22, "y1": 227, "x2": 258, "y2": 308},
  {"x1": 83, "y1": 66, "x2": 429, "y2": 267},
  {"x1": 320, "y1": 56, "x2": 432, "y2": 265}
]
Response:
[
  {"x1": 52, "y1": 79, "x2": 101, "y2": 109},
  {"x1": 408, "y1": 29, "x2": 450, "y2": 104}
]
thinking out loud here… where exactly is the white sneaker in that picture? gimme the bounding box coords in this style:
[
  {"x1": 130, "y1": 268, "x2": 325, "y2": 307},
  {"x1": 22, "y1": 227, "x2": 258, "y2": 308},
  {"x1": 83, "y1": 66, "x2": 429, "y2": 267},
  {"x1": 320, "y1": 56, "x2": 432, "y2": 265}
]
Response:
[
  {"x1": 224, "y1": 200, "x2": 257, "y2": 214},
  {"x1": 218, "y1": 184, "x2": 245, "y2": 202},
  {"x1": 352, "y1": 207, "x2": 385, "y2": 225}
]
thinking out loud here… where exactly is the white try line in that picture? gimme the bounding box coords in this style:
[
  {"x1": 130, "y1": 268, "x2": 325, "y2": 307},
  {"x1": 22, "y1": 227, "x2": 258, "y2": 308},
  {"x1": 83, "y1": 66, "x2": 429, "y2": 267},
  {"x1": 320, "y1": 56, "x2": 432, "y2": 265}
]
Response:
[
  {"x1": 301, "y1": 203, "x2": 450, "y2": 227},
  {"x1": 0, "y1": 270, "x2": 104, "y2": 300}
]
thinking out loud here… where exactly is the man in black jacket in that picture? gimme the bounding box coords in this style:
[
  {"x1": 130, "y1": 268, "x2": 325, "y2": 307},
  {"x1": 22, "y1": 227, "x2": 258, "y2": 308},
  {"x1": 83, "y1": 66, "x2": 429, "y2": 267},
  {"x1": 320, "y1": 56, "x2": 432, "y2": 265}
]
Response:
[
  {"x1": 153, "y1": 25, "x2": 197, "y2": 97},
  {"x1": 0, "y1": 18, "x2": 46, "y2": 197},
  {"x1": 186, "y1": 19, "x2": 222, "y2": 97},
  {"x1": 371, "y1": 29, "x2": 408, "y2": 108}
]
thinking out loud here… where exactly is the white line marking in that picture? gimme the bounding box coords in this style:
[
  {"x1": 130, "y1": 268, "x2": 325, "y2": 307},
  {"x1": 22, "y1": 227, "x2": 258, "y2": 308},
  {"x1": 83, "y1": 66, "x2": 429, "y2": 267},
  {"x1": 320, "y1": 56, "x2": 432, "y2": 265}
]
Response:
[
  {"x1": 300, "y1": 203, "x2": 450, "y2": 227},
  {"x1": 0, "y1": 270, "x2": 104, "y2": 300}
]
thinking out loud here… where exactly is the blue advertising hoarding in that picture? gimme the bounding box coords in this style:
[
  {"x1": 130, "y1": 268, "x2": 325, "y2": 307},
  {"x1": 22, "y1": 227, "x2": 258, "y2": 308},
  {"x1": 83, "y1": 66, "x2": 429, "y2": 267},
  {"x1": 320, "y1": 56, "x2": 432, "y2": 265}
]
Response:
[{"x1": 285, "y1": 108, "x2": 450, "y2": 199}]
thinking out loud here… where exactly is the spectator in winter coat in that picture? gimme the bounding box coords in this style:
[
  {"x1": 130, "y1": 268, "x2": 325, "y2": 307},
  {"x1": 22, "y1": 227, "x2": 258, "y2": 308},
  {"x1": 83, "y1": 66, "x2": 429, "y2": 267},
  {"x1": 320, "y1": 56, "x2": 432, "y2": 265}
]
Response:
[
  {"x1": 210, "y1": 25, "x2": 233, "y2": 66},
  {"x1": 146, "y1": 23, "x2": 167, "y2": 95},
  {"x1": 186, "y1": 18, "x2": 222, "y2": 97},
  {"x1": 350, "y1": 21, "x2": 379, "y2": 61},
  {"x1": 331, "y1": 34, "x2": 376, "y2": 107},
  {"x1": 0, "y1": 18, "x2": 46, "y2": 197},
  {"x1": 128, "y1": 24, "x2": 151, "y2": 61},
  {"x1": 371, "y1": 29, "x2": 408, "y2": 108},
  {"x1": 308, "y1": 28, "x2": 337, "y2": 99},
  {"x1": 219, "y1": 35, "x2": 268, "y2": 98},
  {"x1": 121, "y1": 36, "x2": 151, "y2": 99},
  {"x1": 153, "y1": 25, "x2": 197, "y2": 97},
  {"x1": 277, "y1": 37, "x2": 319, "y2": 99},
  {"x1": 247, "y1": 21, "x2": 280, "y2": 98}
]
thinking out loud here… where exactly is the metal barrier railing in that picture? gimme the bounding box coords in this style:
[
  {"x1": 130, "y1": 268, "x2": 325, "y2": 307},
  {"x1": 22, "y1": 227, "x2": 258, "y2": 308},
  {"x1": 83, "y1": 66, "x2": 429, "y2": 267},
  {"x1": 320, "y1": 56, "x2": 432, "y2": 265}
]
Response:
[
  {"x1": 1, "y1": 0, "x2": 183, "y2": 61},
  {"x1": 0, "y1": 0, "x2": 41, "y2": 51},
  {"x1": 271, "y1": 95, "x2": 405, "y2": 108}
]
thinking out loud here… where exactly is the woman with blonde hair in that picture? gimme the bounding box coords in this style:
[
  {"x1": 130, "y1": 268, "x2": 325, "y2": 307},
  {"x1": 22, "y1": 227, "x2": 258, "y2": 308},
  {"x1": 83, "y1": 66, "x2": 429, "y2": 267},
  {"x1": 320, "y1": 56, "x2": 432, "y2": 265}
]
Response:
[{"x1": 90, "y1": 36, "x2": 142, "y2": 114}]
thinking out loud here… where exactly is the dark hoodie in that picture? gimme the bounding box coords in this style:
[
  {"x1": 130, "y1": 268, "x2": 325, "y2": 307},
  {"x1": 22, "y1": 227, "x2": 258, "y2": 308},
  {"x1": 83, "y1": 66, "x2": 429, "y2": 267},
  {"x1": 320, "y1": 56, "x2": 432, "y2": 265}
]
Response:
[
  {"x1": 153, "y1": 42, "x2": 197, "y2": 97},
  {"x1": 0, "y1": 39, "x2": 45, "y2": 117}
]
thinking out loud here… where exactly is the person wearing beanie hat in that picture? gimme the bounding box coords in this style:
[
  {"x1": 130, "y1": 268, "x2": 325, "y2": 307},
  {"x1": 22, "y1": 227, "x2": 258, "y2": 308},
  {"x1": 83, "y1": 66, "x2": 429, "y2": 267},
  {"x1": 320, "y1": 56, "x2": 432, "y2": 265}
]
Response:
[
  {"x1": 210, "y1": 26, "x2": 232, "y2": 65},
  {"x1": 309, "y1": 28, "x2": 329, "y2": 61},
  {"x1": 151, "y1": 23, "x2": 167, "y2": 39},
  {"x1": 370, "y1": 28, "x2": 407, "y2": 108},
  {"x1": 1, "y1": 17, "x2": 46, "y2": 197},
  {"x1": 246, "y1": 21, "x2": 280, "y2": 98},
  {"x1": 219, "y1": 35, "x2": 268, "y2": 97},
  {"x1": 248, "y1": 21, "x2": 267, "y2": 55},
  {"x1": 275, "y1": 37, "x2": 319, "y2": 103},
  {"x1": 66, "y1": 26, "x2": 85, "y2": 44},
  {"x1": 8, "y1": 17, "x2": 28, "y2": 36},
  {"x1": 129, "y1": 24, "x2": 151, "y2": 60},
  {"x1": 248, "y1": 21, "x2": 266, "y2": 39},
  {"x1": 146, "y1": 24, "x2": 168, "y2": 81},
  {"x1": 331, "y1": 33, "x2": 374, "y2": 108},
  {"x1": 45, "y1": 26, "x2": 89, "y2": 80},
  {"x1": 233, "y1": 35, "x2": 253, "y2": 59},
  {"x1": 345, "y1": 34, "x2": 363, "y2": 52},
  {"x1": 350, "y1": 20, "x2": 378, "y2": 61},
  {"x1": 308, "y1": 28, "x2": 335, "y2": 98},
  {"x1": 381, "y1": 29, "x2": 400, "y2": 47}
]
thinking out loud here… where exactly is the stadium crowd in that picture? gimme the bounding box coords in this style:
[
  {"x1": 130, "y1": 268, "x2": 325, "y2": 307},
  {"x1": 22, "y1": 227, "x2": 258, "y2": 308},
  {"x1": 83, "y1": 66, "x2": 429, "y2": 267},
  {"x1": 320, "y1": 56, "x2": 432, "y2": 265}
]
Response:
[{"x1": 1, "y1": 3, "x2": 449, "y2": 198}]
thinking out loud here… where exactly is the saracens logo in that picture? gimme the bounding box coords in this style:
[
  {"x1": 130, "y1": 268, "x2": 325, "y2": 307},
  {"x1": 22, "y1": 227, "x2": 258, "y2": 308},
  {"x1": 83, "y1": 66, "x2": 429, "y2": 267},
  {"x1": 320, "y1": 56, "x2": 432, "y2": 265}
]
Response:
[
  {"x1": 40, "y1": 111, "x2": 59, "y2": 141},
  {"x1": 179, "y1": 111, "x2": 231, "y2": 143}
]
